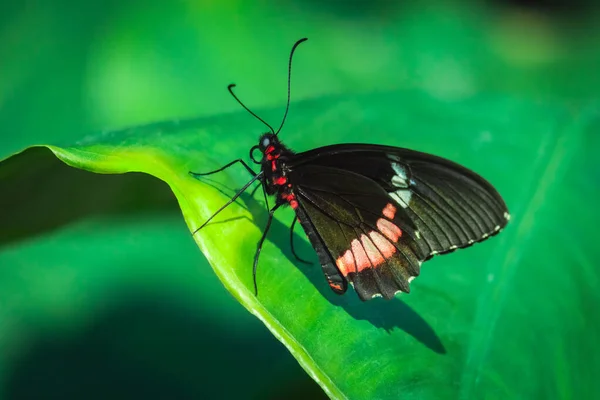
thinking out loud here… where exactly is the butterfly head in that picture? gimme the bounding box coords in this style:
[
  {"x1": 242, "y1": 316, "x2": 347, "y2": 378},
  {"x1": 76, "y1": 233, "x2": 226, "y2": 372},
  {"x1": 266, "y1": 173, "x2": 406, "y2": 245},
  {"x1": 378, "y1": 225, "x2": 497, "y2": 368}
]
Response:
[
  {"x1": 250, "y1": 133, "x2": 279, "y2": 164},
  {"x1": 259, "y1": 133, "x2": 279, "y2": 152}
]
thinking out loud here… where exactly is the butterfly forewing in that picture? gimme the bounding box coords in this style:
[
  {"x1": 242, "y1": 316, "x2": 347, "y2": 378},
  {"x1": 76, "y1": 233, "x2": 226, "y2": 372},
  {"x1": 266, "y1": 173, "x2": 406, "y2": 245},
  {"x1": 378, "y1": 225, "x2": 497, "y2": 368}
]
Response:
[
  {"x1": 290, "y1": 144, "x2": 509, "y2": 252},
  {"x1": 291, "y1": 165, "x2": 425, "y2": 300}
]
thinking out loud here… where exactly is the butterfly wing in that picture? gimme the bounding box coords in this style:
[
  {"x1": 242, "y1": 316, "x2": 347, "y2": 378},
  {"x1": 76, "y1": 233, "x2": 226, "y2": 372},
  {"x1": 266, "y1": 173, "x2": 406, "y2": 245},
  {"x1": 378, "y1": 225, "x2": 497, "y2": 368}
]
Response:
[
  {"x1": 290, "y1": 144, "x2": 510, "y2": 257},
  {"x1": 288, "y1": 145, "x2": 509, "y2": 300},
  {"x1": 290, "y1": 165, "x2": 426, "y2": 300}
]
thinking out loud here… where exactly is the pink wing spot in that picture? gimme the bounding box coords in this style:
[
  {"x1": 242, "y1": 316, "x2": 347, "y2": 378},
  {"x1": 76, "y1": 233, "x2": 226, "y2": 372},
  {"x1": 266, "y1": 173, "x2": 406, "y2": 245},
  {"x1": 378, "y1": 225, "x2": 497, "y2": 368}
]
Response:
[
  {"x1": 336, "y1": 246, "x2": 357, "y2": 276},
  {"x1": 383, "y1": 203, "x2": 397, "y2": 219},
  {"x1": 377, "y1": 218, "x2": 402, "y2": 242},
  {"x1": 336, "y1": 232, "x2": 398, "y2": 277},
  {"x1": 289, "y1": 199, "x2": 299, "y2": 209},
  {"x1": 328, "y1": 281, "x2": 343, "y2": 291},
  {"x1": 361, "y1": 234, "x2": 385, "y2": 266},
  {"x1": 352, "y1": 238, "x2": 371, "y2": 271},
  {"x1": 368, "y1": 231, "x2": 396, "y2": 261}
]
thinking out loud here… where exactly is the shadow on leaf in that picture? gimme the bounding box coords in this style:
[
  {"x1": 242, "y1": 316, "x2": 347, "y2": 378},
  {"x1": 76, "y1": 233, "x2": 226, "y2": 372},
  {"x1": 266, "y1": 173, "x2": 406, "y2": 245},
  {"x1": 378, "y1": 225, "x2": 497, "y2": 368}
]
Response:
[{"x1": 240, "y1": 192, "x2": 447, "y2": 355}]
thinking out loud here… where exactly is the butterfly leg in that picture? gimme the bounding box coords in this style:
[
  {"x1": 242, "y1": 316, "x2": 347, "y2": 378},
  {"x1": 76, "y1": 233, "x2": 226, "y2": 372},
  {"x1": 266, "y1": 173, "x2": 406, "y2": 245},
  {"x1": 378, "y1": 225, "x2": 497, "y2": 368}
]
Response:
[
  {"x1": 253, "y1": 203, "x2": 282, "y2": 296},
  {"x1": 290, "y1": 217, "x2": 312, "y2": 265},
  {"x1": 191, "y1": 159, "x2": 269, "y2": 219},
  {"x1": 192, "y1": 172, "x2": 263, "y2": 235},
  {"x1": 189, "y1": 159, "x2": 257, "y2": 178},
  {"x1": 245, "y1": 171, "x2": 271, "y2": 217},
  {"x1": 260, "y1": 177, "x2": 271, "y2": 211}
]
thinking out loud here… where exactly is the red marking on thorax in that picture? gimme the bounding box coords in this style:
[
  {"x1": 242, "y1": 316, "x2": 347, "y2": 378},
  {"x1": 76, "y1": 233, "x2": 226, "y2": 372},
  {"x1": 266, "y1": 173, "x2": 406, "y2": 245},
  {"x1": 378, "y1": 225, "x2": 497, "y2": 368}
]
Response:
[
  {"x1": 281, "y1": 191, "x2": 298, "y2": 209},
  {"x1": 273, "y1": 176, "x2": 287, "y2": 185},
  {"x1": 266, "y1": 144, "x2": 295, "y2": 208},
  {"x1": 265, "y1": 146, "x2": 281, "y2": 162}
]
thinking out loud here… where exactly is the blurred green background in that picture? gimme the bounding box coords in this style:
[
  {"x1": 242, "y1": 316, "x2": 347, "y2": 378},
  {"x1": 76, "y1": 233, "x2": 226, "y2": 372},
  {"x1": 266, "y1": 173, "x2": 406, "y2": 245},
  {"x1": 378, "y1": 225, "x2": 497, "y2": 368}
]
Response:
[{"x1": 0, "y1": 0, "x2": 599, "y2": 399}]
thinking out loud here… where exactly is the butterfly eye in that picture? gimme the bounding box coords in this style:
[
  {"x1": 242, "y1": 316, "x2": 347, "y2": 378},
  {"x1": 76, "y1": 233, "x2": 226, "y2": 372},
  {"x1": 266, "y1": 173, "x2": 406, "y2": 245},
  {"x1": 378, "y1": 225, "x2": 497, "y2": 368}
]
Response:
[{"x1": 262, "y1": 137, "x2": 271, "y2": 148}]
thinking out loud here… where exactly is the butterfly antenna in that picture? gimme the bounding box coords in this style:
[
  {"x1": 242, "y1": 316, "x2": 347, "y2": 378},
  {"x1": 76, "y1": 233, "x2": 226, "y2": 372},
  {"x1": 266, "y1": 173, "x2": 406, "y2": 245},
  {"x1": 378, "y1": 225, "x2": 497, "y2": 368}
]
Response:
[
  {"x1": 275, "y1": 37, "x2": 308, "y2": 136},
  {"x1": 228, "y1": 84, "x2": 275, "y2": 135}
]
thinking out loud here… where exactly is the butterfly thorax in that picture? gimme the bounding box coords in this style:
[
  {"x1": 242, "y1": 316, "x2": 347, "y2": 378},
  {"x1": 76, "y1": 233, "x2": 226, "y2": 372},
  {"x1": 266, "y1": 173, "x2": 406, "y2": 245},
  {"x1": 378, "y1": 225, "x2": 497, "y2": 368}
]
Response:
[{"x1": 257, "y1": 134, "x2": 298, "y2": 209}]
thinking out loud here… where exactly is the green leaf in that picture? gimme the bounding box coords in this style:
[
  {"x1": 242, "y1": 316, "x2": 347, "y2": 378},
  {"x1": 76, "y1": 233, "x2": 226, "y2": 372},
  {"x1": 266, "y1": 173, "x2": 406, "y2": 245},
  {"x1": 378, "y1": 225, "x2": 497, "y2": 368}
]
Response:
[
  {"x1": 0, "y1": 147, "x2": 317, "y2": 398},
  {"x1": 2, "y1": 91, "x2": 598, "y2": 399}
]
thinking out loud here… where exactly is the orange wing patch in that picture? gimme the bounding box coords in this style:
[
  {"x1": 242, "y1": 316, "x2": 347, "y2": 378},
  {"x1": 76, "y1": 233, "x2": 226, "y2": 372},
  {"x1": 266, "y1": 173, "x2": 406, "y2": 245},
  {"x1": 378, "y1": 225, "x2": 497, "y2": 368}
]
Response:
[
  {"x1": 382, "y1": 203, "x2": 396, "y2": 219},
  {"x1": 335, "y1": 203, "x2": 403, "y2": 277},
  {"x1": 377, "y1": 218, "x2": 402, "y2": 242}
]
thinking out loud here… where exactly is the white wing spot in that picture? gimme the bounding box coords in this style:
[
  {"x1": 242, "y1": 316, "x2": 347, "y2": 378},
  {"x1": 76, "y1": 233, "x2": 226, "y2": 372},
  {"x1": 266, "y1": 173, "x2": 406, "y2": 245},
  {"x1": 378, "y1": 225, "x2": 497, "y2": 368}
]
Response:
[
  {"x1": 388, "y1": 162, "x2": 412, "y2": 207},
  {"x1": 504, "y1": 212, "x2": 511, "y2": 221},
  {"x1": 391, "y1": 162, "x2": 408, "y2": 185},
  {"x1": 408, "y1": 276, "x2": 416, "y2": 283},
  {"x1": 468, "y1": 240, "x2": 474, "y2": 245},
  {"x1": 391, "y1": 175, "x2": 406, "y2": 187},
  {"x1": 415, "y1": 231, "x2": 421, "y2": 239},
  {"x1": 482, "y1": 233, "x2": 489, "y2": 239},
  {"x1": 494, "y1": 225, "x2": 500, "y2": 231},
  {"x1": 390, "y1": 190, "x2": 412, "y2": 208},
  {"x1": 449, "y1": 245, "x2": 458, "y2": 250},
  {"x1": 371, "y1": 293, "x2": 383, "y2": 299}
]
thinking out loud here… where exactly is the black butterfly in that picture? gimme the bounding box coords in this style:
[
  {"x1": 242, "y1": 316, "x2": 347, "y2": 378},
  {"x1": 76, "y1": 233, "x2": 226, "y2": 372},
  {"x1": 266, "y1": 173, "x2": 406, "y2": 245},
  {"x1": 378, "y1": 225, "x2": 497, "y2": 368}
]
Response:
[{"x1": 191, "y1": 38, "x2": 510, "y2": 301}]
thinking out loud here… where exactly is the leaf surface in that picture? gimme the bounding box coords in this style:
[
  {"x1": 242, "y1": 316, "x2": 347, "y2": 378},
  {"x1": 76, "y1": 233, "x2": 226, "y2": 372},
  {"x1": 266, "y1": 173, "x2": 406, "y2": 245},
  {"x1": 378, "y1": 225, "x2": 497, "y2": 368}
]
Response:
[{"x1": 1, "y1": 92, "x2": 598, "y2": 399}]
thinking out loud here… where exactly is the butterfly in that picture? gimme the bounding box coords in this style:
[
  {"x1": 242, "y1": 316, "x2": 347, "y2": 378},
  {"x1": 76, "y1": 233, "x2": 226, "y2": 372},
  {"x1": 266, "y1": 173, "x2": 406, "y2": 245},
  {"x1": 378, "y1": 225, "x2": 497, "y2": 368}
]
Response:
[{"x1": 190, "y1": 38, "x2": 510, "y2": 301}]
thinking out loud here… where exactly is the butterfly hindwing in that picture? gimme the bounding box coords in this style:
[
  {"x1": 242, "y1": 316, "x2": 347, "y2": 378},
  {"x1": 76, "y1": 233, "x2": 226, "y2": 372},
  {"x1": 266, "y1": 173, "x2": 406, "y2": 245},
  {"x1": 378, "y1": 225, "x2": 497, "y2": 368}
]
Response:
[
  {"x1": 291, "y1": 165, "x2": 425, "y2": 300},
  {"x1": 293, "y1": 204, "x2": 348, "y2": 295}
]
